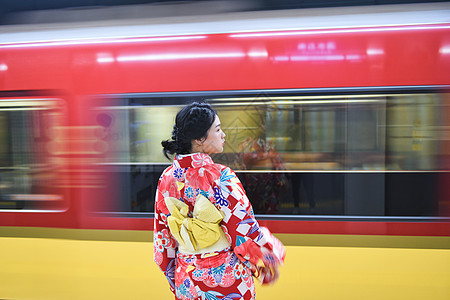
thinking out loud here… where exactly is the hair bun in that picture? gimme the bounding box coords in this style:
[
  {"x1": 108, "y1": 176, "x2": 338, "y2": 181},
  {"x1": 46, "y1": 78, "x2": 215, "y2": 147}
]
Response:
[{"x1": 161, "y1": 139, "x2": 177, "y2": 157}]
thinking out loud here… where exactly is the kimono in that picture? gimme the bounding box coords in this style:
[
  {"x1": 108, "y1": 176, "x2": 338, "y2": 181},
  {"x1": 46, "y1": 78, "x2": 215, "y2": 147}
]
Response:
[{"x1": 154, "y1": 153, "x2": 285, "y2": 300}]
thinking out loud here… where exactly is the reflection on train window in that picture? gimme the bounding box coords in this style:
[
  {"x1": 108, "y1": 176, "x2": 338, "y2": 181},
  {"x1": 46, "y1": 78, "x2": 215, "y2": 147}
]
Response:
[
  {"x1": 99, "y1": 92, "x2": 449, "y2": 218},
  {"x1": 0, "y1": 98, "x2": 66, "y2": 211},
  {"x1": 210, "y1": 93, "x2": 445, "y2": 172}
]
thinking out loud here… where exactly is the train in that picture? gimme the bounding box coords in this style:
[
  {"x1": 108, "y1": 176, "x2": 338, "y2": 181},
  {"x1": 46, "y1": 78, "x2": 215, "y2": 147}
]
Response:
[{"x1": 0, "y1": 2, "x2": 449, "y2": 299}]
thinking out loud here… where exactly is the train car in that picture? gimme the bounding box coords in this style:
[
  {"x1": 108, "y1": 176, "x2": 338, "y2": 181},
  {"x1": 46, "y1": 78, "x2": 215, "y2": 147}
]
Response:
[{"x1": 0, "y1": 3, "x2": 449, "y2": 299}]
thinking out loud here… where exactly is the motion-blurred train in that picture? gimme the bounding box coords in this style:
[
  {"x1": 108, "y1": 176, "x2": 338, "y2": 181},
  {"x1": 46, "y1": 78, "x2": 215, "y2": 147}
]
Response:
[{"x1": 0, "y1": 3, "x2": 449, "y2": 300}]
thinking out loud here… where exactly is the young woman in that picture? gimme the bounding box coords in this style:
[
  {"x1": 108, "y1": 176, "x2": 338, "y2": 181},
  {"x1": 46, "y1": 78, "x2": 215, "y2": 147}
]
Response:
[{"x1": 154, "y1": 102, "x2": 285, "y2": 300}]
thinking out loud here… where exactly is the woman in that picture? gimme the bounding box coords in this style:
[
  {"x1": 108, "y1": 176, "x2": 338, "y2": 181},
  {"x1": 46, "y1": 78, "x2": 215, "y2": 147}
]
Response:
[{"x1": 154, "y1": 102, "x2": 285, "y2": 300}]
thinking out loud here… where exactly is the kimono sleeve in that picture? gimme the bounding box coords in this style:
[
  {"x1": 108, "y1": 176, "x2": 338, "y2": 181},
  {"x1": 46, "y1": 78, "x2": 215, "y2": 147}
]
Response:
[
  {"x1": 213, "y1": 167, "x2": 286, "y2": 283},
  {"x1": 153, "y1": 176, "x2": 177, "y2": 294}
]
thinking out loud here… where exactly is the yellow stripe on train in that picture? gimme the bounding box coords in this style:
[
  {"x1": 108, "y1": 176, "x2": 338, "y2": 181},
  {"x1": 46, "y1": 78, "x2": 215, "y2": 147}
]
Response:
[{"x1": 0, "y1": 235, "x2": 449, "y2": 300}]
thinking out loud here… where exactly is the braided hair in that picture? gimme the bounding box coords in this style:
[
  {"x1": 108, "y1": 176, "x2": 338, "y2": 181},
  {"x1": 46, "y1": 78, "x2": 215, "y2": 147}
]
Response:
[{"x1": 161, "y1": 102, "x2": 217, "y2": 160}]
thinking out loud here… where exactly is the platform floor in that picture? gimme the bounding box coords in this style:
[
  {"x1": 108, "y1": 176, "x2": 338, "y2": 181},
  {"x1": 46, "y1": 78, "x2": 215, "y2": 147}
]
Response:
[{"x1": 1, "y1": 236, "x2": 449, "y2": 299}]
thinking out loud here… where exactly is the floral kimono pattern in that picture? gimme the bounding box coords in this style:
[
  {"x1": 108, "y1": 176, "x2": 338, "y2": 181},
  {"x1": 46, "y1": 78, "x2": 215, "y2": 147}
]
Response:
[{"x1": 154, "y1": 153, "x2": 285, "y2": 300}]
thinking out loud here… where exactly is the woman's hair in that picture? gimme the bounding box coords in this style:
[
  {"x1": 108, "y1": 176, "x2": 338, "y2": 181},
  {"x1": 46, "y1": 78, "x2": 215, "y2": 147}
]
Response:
[{"x1": 161, "y1": 102, "x2": 217, "y2": 159}]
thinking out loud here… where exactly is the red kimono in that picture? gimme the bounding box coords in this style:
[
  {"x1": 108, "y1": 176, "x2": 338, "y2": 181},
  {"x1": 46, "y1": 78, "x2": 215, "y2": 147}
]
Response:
[{"x1": 154, "y1": 153, "x2": 285, "y2": 300}]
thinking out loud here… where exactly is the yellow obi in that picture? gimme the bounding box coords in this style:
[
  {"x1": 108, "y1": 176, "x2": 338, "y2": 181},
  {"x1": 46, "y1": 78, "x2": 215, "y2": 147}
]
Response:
[{"x1": 165, "y1": 195, "x2": 226, "y2": 253}]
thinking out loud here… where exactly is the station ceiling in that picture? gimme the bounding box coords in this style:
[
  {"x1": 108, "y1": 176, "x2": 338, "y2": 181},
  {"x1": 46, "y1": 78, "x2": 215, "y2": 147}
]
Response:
[{"x1": 0, "y1": 0, "x2": 445, "y2": 25}]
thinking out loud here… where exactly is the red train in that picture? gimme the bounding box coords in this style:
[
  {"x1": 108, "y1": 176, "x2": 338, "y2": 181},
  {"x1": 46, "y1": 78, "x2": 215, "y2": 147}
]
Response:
[{"x1": 0, "y1": 3, "x2": 449, "y2": 300}]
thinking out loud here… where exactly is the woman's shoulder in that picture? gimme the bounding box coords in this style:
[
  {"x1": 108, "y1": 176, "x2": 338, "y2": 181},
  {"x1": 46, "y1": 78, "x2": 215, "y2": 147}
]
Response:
[
  {"x1": 206, "y1": 163, "x2": 239, "y2": 179},
  {"x1": 159, "y1": 164, "x2": 176, "y2": 180},
  {"x1": 204, "y1": 162, "x2": 230, "y2": 172},
  {"x1": 162, "y1": 164, "x2": 175, "y2": 174},
  {"x1": 219, "y1": 164, "x2": 236, "y2": 173}
]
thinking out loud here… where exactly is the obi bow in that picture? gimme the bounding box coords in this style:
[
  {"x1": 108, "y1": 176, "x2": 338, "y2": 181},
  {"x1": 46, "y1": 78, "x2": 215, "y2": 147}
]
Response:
[{"x1": 164, "y1": 195, "x2": 224, "y2": 252}]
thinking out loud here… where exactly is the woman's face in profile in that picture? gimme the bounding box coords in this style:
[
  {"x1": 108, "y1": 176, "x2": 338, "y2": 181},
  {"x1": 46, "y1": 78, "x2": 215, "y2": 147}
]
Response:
[{"x1": 201, "y1": 115, "x2": 226, "y2": 154}]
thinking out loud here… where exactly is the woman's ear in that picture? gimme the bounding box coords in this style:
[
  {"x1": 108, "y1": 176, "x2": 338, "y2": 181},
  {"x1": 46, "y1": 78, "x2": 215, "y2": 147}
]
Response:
[
  {"x1": 192, "y1": 138, "x2": 205, "y2": 152},
  {"x1": 195, "y1": 137, "x2": 206, "y2": 145}
]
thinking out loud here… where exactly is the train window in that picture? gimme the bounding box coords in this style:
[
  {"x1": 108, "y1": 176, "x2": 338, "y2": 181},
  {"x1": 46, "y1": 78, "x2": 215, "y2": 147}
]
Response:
[
  {"x1": 0, "y1": 98, "x2": 66, "y2": 211},
  {"x1": 94, "y1": 100, "x2": 181, "y2": 214},
  {"x1": 98, "y1": 91, "x2": 449, "y2": 219}
]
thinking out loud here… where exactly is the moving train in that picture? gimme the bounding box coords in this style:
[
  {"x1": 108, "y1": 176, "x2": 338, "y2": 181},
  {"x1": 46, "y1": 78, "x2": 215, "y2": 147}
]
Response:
[{"x1": 0, "y1": 3, "x2": 449, "y2": 299}]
